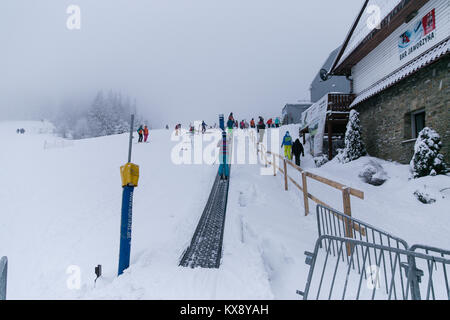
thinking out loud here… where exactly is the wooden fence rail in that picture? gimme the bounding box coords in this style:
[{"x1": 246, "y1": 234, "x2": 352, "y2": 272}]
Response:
[{"x1": 254, "y1": 141, "x2": 365, "y2": 240}]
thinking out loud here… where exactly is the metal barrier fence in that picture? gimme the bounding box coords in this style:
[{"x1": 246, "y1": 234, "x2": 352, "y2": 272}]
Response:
[
  {"x1": 409, "y1": 245, "x2": 450, "y2": 300},
  {"x1": 0, "y1": 256, "x2": 7, "y2": 300},
  {"x1": 316, "y1": 205, "x2": 409, "y2": 257},
  {"x1": 298, "y1": 236, "x2": 450, "y2": 300}
]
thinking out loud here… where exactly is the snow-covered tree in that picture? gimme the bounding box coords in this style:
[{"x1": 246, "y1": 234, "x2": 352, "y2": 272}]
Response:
[
  {"x1": 410, "y1": 127, "x2": 447, "y2": 178},
  {"x1": 87, "y1": 91, "x2": 108, "y2": 137},
  {"x1": 53, "y1": 90, "x2": 145, "y2": 140},
  {"x1": 338, "y1": 110, "x2": 366, "y2": 163}
]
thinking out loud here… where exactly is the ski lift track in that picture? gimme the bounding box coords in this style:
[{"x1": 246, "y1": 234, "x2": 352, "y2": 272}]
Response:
[{"x1": 179, "y1": 171, "x2": 230, "y2": 269}]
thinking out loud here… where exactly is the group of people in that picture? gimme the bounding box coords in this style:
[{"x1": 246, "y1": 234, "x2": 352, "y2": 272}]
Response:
[
  {"x1": 16, "y1": 128, "x2": 26, "y2": 134},
  {"x1": 137, "y1": 125, "x2": 149, "y2": 143},
  {"x1": 227, "y1": 113, "x2": 305, "y2": 166},
  {"x1": 224, "y1": 114, "x2": 281, "y2": 132}
]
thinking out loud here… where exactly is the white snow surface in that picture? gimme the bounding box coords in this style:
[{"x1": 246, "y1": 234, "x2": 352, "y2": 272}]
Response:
[{"x1": 0, "y1": 121, "x2": 449, "y2": 299}]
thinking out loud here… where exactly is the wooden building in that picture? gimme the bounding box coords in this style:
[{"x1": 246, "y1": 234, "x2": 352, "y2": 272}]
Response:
[
  {"x1": 326, "y1": 0, "x2": 449, "y2": 163},
  {"x1": 300, "y1": 93, "x2": 355, "y2": 160}
]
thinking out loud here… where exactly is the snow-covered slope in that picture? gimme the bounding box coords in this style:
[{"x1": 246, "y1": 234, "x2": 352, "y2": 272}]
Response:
[{"x1": 0, "y1": 121, "x2": 448, "y2": 299}]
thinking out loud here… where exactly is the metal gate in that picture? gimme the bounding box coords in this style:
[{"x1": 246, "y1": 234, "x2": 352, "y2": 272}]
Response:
[
  {"x1": 298, "y1": 205, "x2": 450, "y2": 300},
  {"x1": 298, "y1": 236, "x2": 450, "y2": 300},
  {"x1": 316, "y1": 205, "x2": 409, "y2": 251}
]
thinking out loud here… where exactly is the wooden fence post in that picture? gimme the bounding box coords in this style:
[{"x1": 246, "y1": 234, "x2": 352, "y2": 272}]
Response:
[
  {"x1": 302, "y1": 172, "x2": 309, "y2": 216},
  {"x1": 342, "y1": 187, "x2": 353, "y2": 256},
  {"x1": 273, "y1": 154, "x2": 277, "y2": 176},
  {"x1": 284, "y1": 159, "x2": 288, "y2": 190},
  {"x1": 264, "y1": 149, "x2": 268, "y2": 168}
]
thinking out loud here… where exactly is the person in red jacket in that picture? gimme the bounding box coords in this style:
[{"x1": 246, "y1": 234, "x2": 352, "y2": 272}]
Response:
[
  {"x1": 267, "y1": 118, "x2": 273, "y2": 127},
  {"x1": 144, "y1": 125, "x2": 149, "y2": 142}
]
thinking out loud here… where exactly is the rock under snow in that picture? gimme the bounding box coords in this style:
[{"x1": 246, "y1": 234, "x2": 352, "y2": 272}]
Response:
[{"x1": 358, "y1": 159, "x2": 388, "y2": 186}]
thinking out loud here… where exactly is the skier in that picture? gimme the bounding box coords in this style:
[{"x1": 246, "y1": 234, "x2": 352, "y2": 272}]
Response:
[
  {"x1": 143, "y1": 125, "x2": 149, "y2": 143},
  {"x1": 228, "y1": 113, "x2": 234, "y2": 121},
  {"x1": 201, "y1": 121, "x2": 207, "y2": 134},
  {"x1": 16, "y1": 129, "x2": 20, "y2": 134},
  {"x1": 226, "y1": 117, "x2": 234, "y2": 134},
  {"x1": 257, "y1": 117, "x2": 266, "y2": 143},
  {"x1": 137, "y1": 125, "x2": 144, "y2": 143},
  {"x1": 250, "y1": 118, "x2": 255, "y2": 128},
  {"x1": 267, "y1": 118, "x2": 273, "y2": 128},
  {"x1": 275, "y1": 117, "x2": 280, "y2": 128},
  {"x1": 217, "y1": 135, "x2": 230, "y2": 180},
  {"x1": 281, "y1": 131, "x2": 293, "y2": 160},
  {"x1": 292, "y1": 138, "x2": 305, "y2": 167}
]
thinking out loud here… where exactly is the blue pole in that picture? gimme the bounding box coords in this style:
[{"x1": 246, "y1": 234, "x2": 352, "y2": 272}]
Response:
[{"x1": 118, "y1": 185, "x2": 134, "y2": 275}]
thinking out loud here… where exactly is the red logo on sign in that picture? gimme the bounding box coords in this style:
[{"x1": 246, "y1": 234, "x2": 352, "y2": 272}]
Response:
[{"x1": 422, "y1": 9, "x2": 436, "y2": 36}]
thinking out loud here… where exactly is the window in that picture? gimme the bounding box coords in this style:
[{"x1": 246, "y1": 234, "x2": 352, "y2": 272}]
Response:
[{"x1": 411, "y1": 110, "x2": 425, "y2": 139}]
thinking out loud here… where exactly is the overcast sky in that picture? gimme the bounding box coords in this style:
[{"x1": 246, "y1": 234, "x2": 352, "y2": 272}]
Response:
[{"x1": 0, "y1": 0, "x2": 363, "y2": 127}]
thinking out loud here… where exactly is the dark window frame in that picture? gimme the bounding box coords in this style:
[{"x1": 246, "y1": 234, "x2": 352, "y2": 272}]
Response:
[{"x1": 411, "y1": 109, "x2": 426, "y2": 139}]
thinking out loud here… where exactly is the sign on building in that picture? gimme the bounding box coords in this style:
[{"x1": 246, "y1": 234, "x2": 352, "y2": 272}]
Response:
[
  {"x1": 301, "y1": 95, "x2": 328, "y2": 157},
  {"x1": 399, "y1": 9, "x2": 437, "y2": 61}
]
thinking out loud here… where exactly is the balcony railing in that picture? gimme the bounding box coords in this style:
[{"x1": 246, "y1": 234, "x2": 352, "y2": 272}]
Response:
[{"x1": 328, "y1": 93, "x2": 355, "y2": 112}]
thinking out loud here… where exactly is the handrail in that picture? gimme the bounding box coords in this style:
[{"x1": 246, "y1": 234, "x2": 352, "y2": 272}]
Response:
[
  {"x1": 267, "y1": 150, "x2": 364, "y2": 199},
  {"x1": 262, "y1": 149, "x2": 365, "y2": 248},
  {"x1": 265, "y1": 150, "x2": 364, "y2": 215}
]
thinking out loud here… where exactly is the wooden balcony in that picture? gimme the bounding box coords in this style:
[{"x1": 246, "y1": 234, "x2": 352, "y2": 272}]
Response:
[{"x1": 328, "y1": 93, "x2": 356, "y2": 113}]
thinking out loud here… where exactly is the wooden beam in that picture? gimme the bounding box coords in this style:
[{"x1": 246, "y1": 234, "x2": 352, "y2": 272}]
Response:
[
  {"x1": 302, "y1": 172, "x2": 309, "y2": 216},
  {"x1": 327, "y1": 118, "x2": 333, "y2": 161},
  {"x1": 305, "y1": 172, "x2": 364, "y2": 199}
]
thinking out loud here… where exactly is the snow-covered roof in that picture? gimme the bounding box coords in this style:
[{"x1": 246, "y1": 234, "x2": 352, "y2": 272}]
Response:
[
  {"x1": 336, "y1": 0, "x2": 403, "y2": 68},
  {"x1": 350, "y1": 37, "x2": 450, "y2": 107}
]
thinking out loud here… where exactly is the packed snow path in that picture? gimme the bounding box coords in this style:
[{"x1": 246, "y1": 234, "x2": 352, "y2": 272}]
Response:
[{"x1": 180, "y1": 174, "x2": 230, "y2": 268}]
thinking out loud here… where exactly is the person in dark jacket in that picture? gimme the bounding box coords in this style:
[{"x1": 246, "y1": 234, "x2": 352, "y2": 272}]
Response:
[
  {"x1": 256, "y1": 117, "x2": 266, "y2": 143},
  {"x1": 137, "y1": 125, "x2": 144, "y2": 143},
  {"x1": 292, "y1": 138, "x2": 305, "y2": 167},
  {"x1": 227, "y1": 118, "x2": 234, "y2": 135}
]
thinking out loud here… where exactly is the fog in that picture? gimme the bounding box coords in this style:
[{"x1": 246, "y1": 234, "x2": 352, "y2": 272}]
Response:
[{"x1": 0, "y1": 0, "x2": 362, "y2": 127}]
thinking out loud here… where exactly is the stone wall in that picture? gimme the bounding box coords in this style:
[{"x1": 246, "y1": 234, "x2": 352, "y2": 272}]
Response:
[{"x1": 355, "y1": 54, "x2": 449, "y2": 164}]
